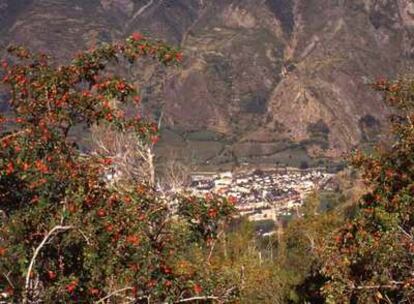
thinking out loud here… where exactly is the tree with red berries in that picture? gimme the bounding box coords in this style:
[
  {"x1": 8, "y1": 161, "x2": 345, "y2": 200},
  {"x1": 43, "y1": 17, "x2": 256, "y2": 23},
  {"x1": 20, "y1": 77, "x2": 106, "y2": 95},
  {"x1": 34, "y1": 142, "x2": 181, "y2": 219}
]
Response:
[
  {"x1": 0, "y1": 34, "x2": 236, "y2": 303},
  {"x1": 320, "y1": 78, "x2": 414, "y2": 303}
]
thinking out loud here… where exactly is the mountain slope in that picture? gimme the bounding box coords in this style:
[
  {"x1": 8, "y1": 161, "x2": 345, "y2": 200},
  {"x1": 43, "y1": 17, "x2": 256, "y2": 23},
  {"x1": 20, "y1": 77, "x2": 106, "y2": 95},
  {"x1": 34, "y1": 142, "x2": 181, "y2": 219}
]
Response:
[{"x1": 1, "y1": 0, "x2": 413, "y2": 168}]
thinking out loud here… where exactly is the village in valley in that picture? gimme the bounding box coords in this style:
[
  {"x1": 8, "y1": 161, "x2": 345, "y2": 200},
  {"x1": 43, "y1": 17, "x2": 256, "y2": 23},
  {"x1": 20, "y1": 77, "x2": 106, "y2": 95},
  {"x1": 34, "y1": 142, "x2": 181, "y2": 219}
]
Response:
[{"x1": 187, "y1": 168, "x2": 336, "y2": 230}]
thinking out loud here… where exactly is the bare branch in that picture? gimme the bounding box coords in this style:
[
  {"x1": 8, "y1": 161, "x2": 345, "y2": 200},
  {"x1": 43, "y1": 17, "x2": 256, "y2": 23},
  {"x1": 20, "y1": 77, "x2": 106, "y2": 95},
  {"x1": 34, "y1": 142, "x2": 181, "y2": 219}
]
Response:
[
  {"x1": 398, "y1": 225, "x2": 414, "y2": 241},
  {"x1": 208, "y1": 231, "x2": 223, "y2": 264},
  {"x1": 353, "y1": 281, "x2": 405, "y2": 290},
  {"x1": 172, "y1": 296, "x2": 219, "y2": 303},
  {"x1": 2, "y1": 272, "x2": 14, "y2": 289},
  {"x1": 91, "y1": 124, "x2": 155, "y2": 185},
  {"x1": 23, "y1": 225, "x2": 73, "y2": 304},
  {"x1": 130, "y1": 0, "x2": 155, "y2": 21},
  {"x1": 94, "y1": 287, "x2": 133, "y2": 304},
  {"x1": 304, "y1": 232, "x2": 316, "y2": 252},
  {"x1": 78, "y1": 229, "x2": 92, "y2": 246},
  {"x1": 0, "y1": 129, "x2": 29, "y2": 142},
  {"x1": 158, "y1": 156, "x2": 191, "y2": 193},
  {"x1": 157, "y1": 110, "x2": 163, "y2": 130}
]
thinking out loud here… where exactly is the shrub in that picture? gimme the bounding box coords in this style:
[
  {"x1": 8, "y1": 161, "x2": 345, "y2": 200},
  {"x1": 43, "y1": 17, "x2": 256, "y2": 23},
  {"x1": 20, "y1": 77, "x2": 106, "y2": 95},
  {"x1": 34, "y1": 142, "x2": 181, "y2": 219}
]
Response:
[
  {"x1": 321, "y1": 78, "x2": 414, "y2": 303},
  {"x1": 0, "y1": 34, "x2": 236, "y2": 303}
]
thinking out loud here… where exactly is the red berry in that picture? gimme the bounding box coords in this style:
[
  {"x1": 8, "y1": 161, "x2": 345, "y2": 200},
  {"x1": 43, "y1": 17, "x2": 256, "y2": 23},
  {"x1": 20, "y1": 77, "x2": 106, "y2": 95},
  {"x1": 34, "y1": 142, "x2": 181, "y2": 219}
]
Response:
[
  {"x1": 131, "y1": 32, "x2": 144, "y2": 41},
  {"x1": 151, "y1": 136, "x2": 159, "y2": 145},
  {"x1": 66, "y1": 280, "x2": 78, "y2": 293},
  {"x1": 208, "y1": 208, "x2": 218, "y2": 218},
  {"x1": 175, "y1": 52, "x2": 183, "y2": 62},
  {"x1": 126, "y1": 235, "x2": 140, "y2": 245},
  {"x1": 96, "y1": 209, "x2": 106, "y2": 217},
  {"x1": 228, "y1": 195, "x2": 237, "y2": 205},
  {"x1": 89, "y1": 288, "x2": 99, "y2": 296},
  {"x1": 164, "y1": 280, "x2": 172, "y2": 287},
  {"x1": 47, "y1": 271, "x2": 57, "y2": 280},
  {"x1": 5, "y1": 162, "x2": 14, "y2": 175},
  {"x1": 102, "y1": 158, "x2": 112, "y2": 165},
  {"x1": 105, "y1": 224, "x2": 113, "y2": 232},
  {"x1": 194, "y1": 283, "x2": 202, "y2": 294}
]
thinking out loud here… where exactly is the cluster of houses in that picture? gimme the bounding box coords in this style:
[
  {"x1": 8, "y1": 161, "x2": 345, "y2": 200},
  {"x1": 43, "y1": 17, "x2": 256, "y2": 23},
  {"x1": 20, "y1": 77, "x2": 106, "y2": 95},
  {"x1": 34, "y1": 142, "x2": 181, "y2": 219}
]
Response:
[{"x1": 188, "y1": 168, "x2": 335, "y2": 223}]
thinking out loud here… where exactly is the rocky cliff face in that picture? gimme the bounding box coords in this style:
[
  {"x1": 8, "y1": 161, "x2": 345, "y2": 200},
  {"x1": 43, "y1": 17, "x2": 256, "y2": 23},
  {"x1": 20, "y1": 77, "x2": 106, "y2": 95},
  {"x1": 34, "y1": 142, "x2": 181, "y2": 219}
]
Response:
[{"x1": 0, "y1": 0, "x2": 413, "y2": 168}]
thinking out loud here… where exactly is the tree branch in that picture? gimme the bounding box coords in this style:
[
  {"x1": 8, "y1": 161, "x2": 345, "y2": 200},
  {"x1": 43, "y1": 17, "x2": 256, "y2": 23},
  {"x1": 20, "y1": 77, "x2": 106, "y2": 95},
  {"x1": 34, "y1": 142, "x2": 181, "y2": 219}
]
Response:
[
  {"x1": 398, "y1": 225, "x2": 414, "y2": 241},
  {"x1": 353, "y1": 281, "x2": 405, "y2": 290},
  {"x1": 78, "y1": 229, "x2": 92, "y2": 246},
  {"x1": 208, "y1": 231, "x2": 223, "y2": 264},
  {"x1": 172, "y1": 296, "x2": 219, "y2": 303},
  {"x1": 2, "y1": 271, "x2": 14, "y2": 289},
  {"x1": 94, "y1": 287, "x2": 133, "y2": 304},
  {"x1": 0, "y1": 129, "x2": 29, "y2": 142},
  {"x1": 23, "y1": 225, "x2": 73, "y2": 304}
]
